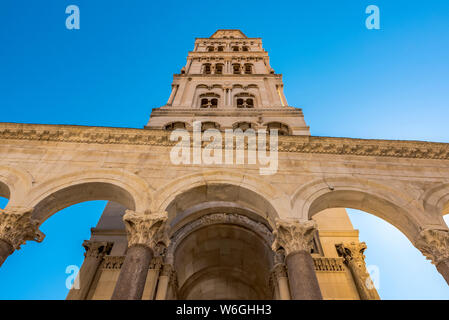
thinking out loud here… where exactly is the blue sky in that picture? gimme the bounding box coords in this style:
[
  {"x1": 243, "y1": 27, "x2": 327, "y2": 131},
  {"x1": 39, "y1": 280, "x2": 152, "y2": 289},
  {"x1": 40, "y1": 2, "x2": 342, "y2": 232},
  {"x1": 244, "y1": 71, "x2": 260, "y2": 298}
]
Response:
[{"x1": 0, "y1": 0, "x2": 449, "y2": 299}]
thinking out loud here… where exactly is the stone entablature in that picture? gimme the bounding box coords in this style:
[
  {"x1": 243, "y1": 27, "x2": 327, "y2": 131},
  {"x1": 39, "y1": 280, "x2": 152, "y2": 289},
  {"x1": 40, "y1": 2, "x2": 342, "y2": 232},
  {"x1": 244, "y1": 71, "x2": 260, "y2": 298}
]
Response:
[{"x1": 1, "y1": 122, "x2": 449, "y2": 160}]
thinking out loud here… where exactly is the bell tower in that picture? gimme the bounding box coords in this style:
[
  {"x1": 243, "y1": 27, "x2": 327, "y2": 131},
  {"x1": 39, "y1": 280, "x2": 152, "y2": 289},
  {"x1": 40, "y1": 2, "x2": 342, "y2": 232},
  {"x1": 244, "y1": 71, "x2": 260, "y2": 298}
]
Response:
[{"x1": 146, "y1": 29, "x2": 310, "y2": 136}]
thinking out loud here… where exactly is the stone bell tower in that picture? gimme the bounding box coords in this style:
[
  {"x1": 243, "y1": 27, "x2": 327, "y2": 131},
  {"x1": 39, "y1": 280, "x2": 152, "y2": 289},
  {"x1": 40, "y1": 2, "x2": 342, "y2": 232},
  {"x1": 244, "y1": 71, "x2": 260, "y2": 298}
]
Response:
[{"x1": 146, "y1": 29, "x2": 310, "y2": 136}]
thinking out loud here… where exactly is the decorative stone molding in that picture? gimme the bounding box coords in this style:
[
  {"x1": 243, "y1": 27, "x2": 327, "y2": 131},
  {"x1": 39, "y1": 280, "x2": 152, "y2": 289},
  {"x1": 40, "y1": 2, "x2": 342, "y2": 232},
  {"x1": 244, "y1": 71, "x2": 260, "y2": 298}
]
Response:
[
  {"x1": 0, "y1": 207, "x2": 45, "y2": 250},
  {"x1": 336, "y1": 242, "x2": 368, "y2": 269},
  {"x1": 123, "y1": 210, "x2": 169, "y2": 250},
  {"x1": 102, "y1": 256, "x2": 125, "y2": 270},
  {"x1": 1, "y1": 123, "x2": 449, "y2": 160},
  {"x1": 415, "y1": 228, "x2": 449, "y2": 265},
  {"x1": 272, "y1": 219, "x2": 317, "y2": 256},
  {"x1": 313, "y1": 257, "x2": 345, "y2": 272},
  {"x1": 82, "y1": 240, "x2": 112, "y2": 259},
  {"x1": 168, "y1": 213, "x2": 273, "y2": 255}
]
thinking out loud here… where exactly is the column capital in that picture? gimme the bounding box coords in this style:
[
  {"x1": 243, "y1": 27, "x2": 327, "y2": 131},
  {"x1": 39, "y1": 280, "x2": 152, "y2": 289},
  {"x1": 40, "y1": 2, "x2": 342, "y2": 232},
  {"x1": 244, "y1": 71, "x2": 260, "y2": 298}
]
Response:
[
  {"x1": 82, "y1": 240, "x2": 112, "y2": 259},
  {"x1": 415, "y1": 228, "x2": 449, "y2": 265},
  {"x1": 335, "y1": 241, "x2": 368, "y2": 267},
  {"x1": 123, "y1": 210, "x2": 169, "y2": 251},
  {"x1": 0, "y1": 207, "x2": 45, "y2": 250},
  {"x1": 272, "y1": 219, "x2": 317, "y2": 256}
]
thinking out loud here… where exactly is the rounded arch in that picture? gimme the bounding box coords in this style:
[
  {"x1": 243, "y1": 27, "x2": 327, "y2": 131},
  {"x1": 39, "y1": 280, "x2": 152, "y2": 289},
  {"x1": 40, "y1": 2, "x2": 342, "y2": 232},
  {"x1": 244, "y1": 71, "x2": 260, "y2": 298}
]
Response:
[
  {"x1": 421, "y1": 183, "x2": 449, "y2": 216},
  {"x1": 152, "y1": 171, "x2": 284, "y2": 226},
  {"x1": 292, "y1": 177, "x2": 430, "y2": 241},
  {"x1": 25, "y1": 169, "x2": 153, "y2": 222},
  {"x1": 0, "y1": 165, "x2": 34, "y2": 206}
]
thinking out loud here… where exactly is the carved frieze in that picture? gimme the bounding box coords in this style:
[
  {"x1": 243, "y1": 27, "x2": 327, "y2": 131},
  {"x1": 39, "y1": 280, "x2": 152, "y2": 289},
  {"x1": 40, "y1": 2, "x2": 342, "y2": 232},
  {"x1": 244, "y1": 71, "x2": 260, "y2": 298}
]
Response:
[{"x1": 1, "y1": 123, "x2": 448, "y2": 160}]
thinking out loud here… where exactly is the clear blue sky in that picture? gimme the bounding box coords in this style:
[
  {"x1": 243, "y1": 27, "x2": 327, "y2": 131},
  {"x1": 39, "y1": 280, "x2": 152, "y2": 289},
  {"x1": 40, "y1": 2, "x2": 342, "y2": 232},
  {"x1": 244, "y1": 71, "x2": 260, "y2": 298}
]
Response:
[{"x1": 0, "y1": 0, "x2": 449, "y2": 299}]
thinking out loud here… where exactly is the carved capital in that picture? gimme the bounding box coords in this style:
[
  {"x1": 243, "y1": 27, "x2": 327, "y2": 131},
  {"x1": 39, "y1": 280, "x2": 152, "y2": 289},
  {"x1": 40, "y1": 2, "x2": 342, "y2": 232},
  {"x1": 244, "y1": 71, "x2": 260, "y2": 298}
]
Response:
[
  {"x1": 0, "y1": 207, "x2": 45, "y2": 250},
  {"x1": 415, "y1": 228, "x2": 449, "y2": 265},
  {"x1": 123, "y1": 210, "x2": 169, "y2": 250},
  {"x1": 272, "y1": 219, "x2": 317, "y2": 256},
  {"x1": 336, "y1": 242, "x2": 368, "y2": 269},
  {"x1": 82, "y1": 240, "x2": 112, "y2": 259}
]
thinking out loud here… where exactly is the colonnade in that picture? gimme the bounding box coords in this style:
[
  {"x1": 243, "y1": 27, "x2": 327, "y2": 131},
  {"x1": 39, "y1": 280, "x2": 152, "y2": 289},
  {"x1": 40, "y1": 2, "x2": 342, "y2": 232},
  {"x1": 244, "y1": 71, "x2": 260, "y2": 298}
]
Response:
[{"x1": 1, "y1": 207, "x2": 449, "y2": 299}]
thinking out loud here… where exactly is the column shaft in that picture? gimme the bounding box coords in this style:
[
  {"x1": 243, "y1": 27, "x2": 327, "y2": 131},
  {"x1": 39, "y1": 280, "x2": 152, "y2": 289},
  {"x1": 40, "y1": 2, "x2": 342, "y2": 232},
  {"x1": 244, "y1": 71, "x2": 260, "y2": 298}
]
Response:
[
  {"x1": 286, "y1": 250, "x2": 322, "y2": 300},
  {"x1": 436, "y1": 259, "x2": 449, "y2": 285},
  {"x1": 0, "y1": 239, "x2": 13, "y2": 267},
  {"x1": 111, "y1": 245, "x2": 153, "y2": 300},
  {"x1": 155, "y1": 274, "x2": 170, "y2": 300},
  {"x1": 277, "y1": 276, "x2": 291, "y2": 300},
  {"x1": 66, "y1": 255, "x2": 102, "y2": 300}
]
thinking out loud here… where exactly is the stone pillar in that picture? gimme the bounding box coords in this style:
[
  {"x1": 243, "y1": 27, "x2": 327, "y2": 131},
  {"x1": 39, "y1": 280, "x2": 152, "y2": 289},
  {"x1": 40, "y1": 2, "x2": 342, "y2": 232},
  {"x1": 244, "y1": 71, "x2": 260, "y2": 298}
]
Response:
[
  {"x1": 111, "y1": 210, "x2": 168, "y2": 300},
  {"x1": 336, "y1": 242, "x2": 380, "y2": 300},
  {"x1": 272, "y1": 219, "x2": 322, "y2": 300},
  {"x1": 66, "y1": 240, "x2": 112, "y2": 300},
  {"x1": 415, "y1": 228, "x2": 449, "y2": 285},
  {"x1": 155, "y1": 263, "x2": 173, "y2": 300},
  {"x1": 0, "y1": 207, "x2": 45, "y2": 267},
  {"x1": 142, "y1": 256, "x2": 163, "y2": 300},
  {"x1": 270, "y1": 249, "x2": 291, "y2": 300}
]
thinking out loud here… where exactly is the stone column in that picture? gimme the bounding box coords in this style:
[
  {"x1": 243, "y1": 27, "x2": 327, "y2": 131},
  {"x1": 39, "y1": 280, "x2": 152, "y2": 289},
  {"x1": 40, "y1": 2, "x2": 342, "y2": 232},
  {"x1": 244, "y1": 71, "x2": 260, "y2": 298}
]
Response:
[
  {"x1": 66, "y1": 240, "x2": 112, "y2": 300},
  {"x1": 111, "y1": 210, "x2": 168, "y2": 300},
  {"x1": 272, "y1": 219, "x2": 322, "y2": 300},
  {"x1": 142, "y1": 256, "x2": 163, "y2": 300},
  {"x1": 415, "y1": 228, "x2": 449, "y2": 285},
  {"x1": 0, "y1": 207, "x2": 45, "y2": 267},
  {"x1": 155, "y1": 263, "x2": 173, "y2": 300},
  {"x1": 271, "y1": 249, "x2": 291, "y2": 300},
  {"x1": 336, "y1": 242, "x2": 380, "y2": 300}
]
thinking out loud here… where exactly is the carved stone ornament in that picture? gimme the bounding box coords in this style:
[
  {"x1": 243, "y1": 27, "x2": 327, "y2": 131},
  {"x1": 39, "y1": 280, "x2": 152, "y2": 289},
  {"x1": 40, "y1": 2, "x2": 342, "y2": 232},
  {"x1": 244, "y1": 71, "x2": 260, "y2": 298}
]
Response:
[
  {"x1": 123, "y1": 210, "x2": 169, "y2": 250},
  {"x1": 1, "y1": 122, "x2": 448, "y2": 160},
  {"x1": 0, "y1": 207, "x2": 45, "y2": 250},
  {"x1": 415, "y1": 228, "x2": 449, "y2": 265},
  {"x1": 82, "y1": 240, "x2": 113, "y2": 259},
  {"x1": 271, "y1": 219, "x2": 317, "y2": 256},
  {"x1": 335, "y1": 242, "x2": 368, "y2": 269}
]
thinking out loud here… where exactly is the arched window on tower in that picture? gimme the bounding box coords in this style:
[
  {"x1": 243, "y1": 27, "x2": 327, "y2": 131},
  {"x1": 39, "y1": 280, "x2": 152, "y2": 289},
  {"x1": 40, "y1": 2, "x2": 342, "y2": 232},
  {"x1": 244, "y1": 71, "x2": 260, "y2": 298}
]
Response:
[
  {"x1": 164, "y1": 122, "x2": 187, "y2": 130},
  {"x1": 233, "y1": 64, "x2": 241, "y2": 74},
  {"x1": 215, "y1": 63, "x2": 224, "y2": 74},
  {"x1": 244, "y1": 64, "x2": 253, "y2": 74},
  {"x1": 201, "y1": 122, "x2": 220, "y2": 132},
  {"x1": 199, "y1": 93, "x2": 220, "y2": 108},
  {"x1": 232, "y1": 46, "x2": 240, "y2": 52},
  {"x1": 242, "y1": 46, "x2": 249, "y2": 52},
  {"x1": 217, "y1": 46, "x2": 224, "y2": 52},
  {"x1": 235, "y1": 93, "x2": 255, "y2": 108},
  {"x1": 233, "y1": 122, "x2": 255, "y2": 131},
  {"x1": 207, "y1": 46, "x2": 215, "y2": 52},
  {"x1": 266, "y1": 122, "x2": 290, "y2": 136},
  {"x1": 203, "y1": 63, "x2": 212, "y2": 75}
]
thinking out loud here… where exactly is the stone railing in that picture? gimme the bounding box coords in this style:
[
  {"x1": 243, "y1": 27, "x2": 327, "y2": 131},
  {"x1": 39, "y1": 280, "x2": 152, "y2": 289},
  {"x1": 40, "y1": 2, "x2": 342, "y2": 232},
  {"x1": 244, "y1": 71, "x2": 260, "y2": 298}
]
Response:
[{"x1": 313, "y1": 257, "x2": 345, "y2": 272}]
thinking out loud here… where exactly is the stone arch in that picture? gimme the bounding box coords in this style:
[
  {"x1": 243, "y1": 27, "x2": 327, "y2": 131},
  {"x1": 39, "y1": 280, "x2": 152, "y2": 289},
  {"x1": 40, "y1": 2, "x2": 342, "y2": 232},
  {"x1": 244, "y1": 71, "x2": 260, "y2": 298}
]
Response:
[
  {"x1": 152, "y1": 171, "x2": 284, "y2": 226},
  {"x1": 0, "y1": 165, "x2": 34, "y2": 207},
  {"x1": 421, "y1": 183, "x2": 449, "y2": 216},
  {"x1": 170, "y1": 213, "x2": 274, "y2": 300},
  {"x1": 24, "y1": 169, "x2": 153, "y2": 223},
  {"x1": 292, "y1": 177, "x2": 430, "y2": 241}
]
